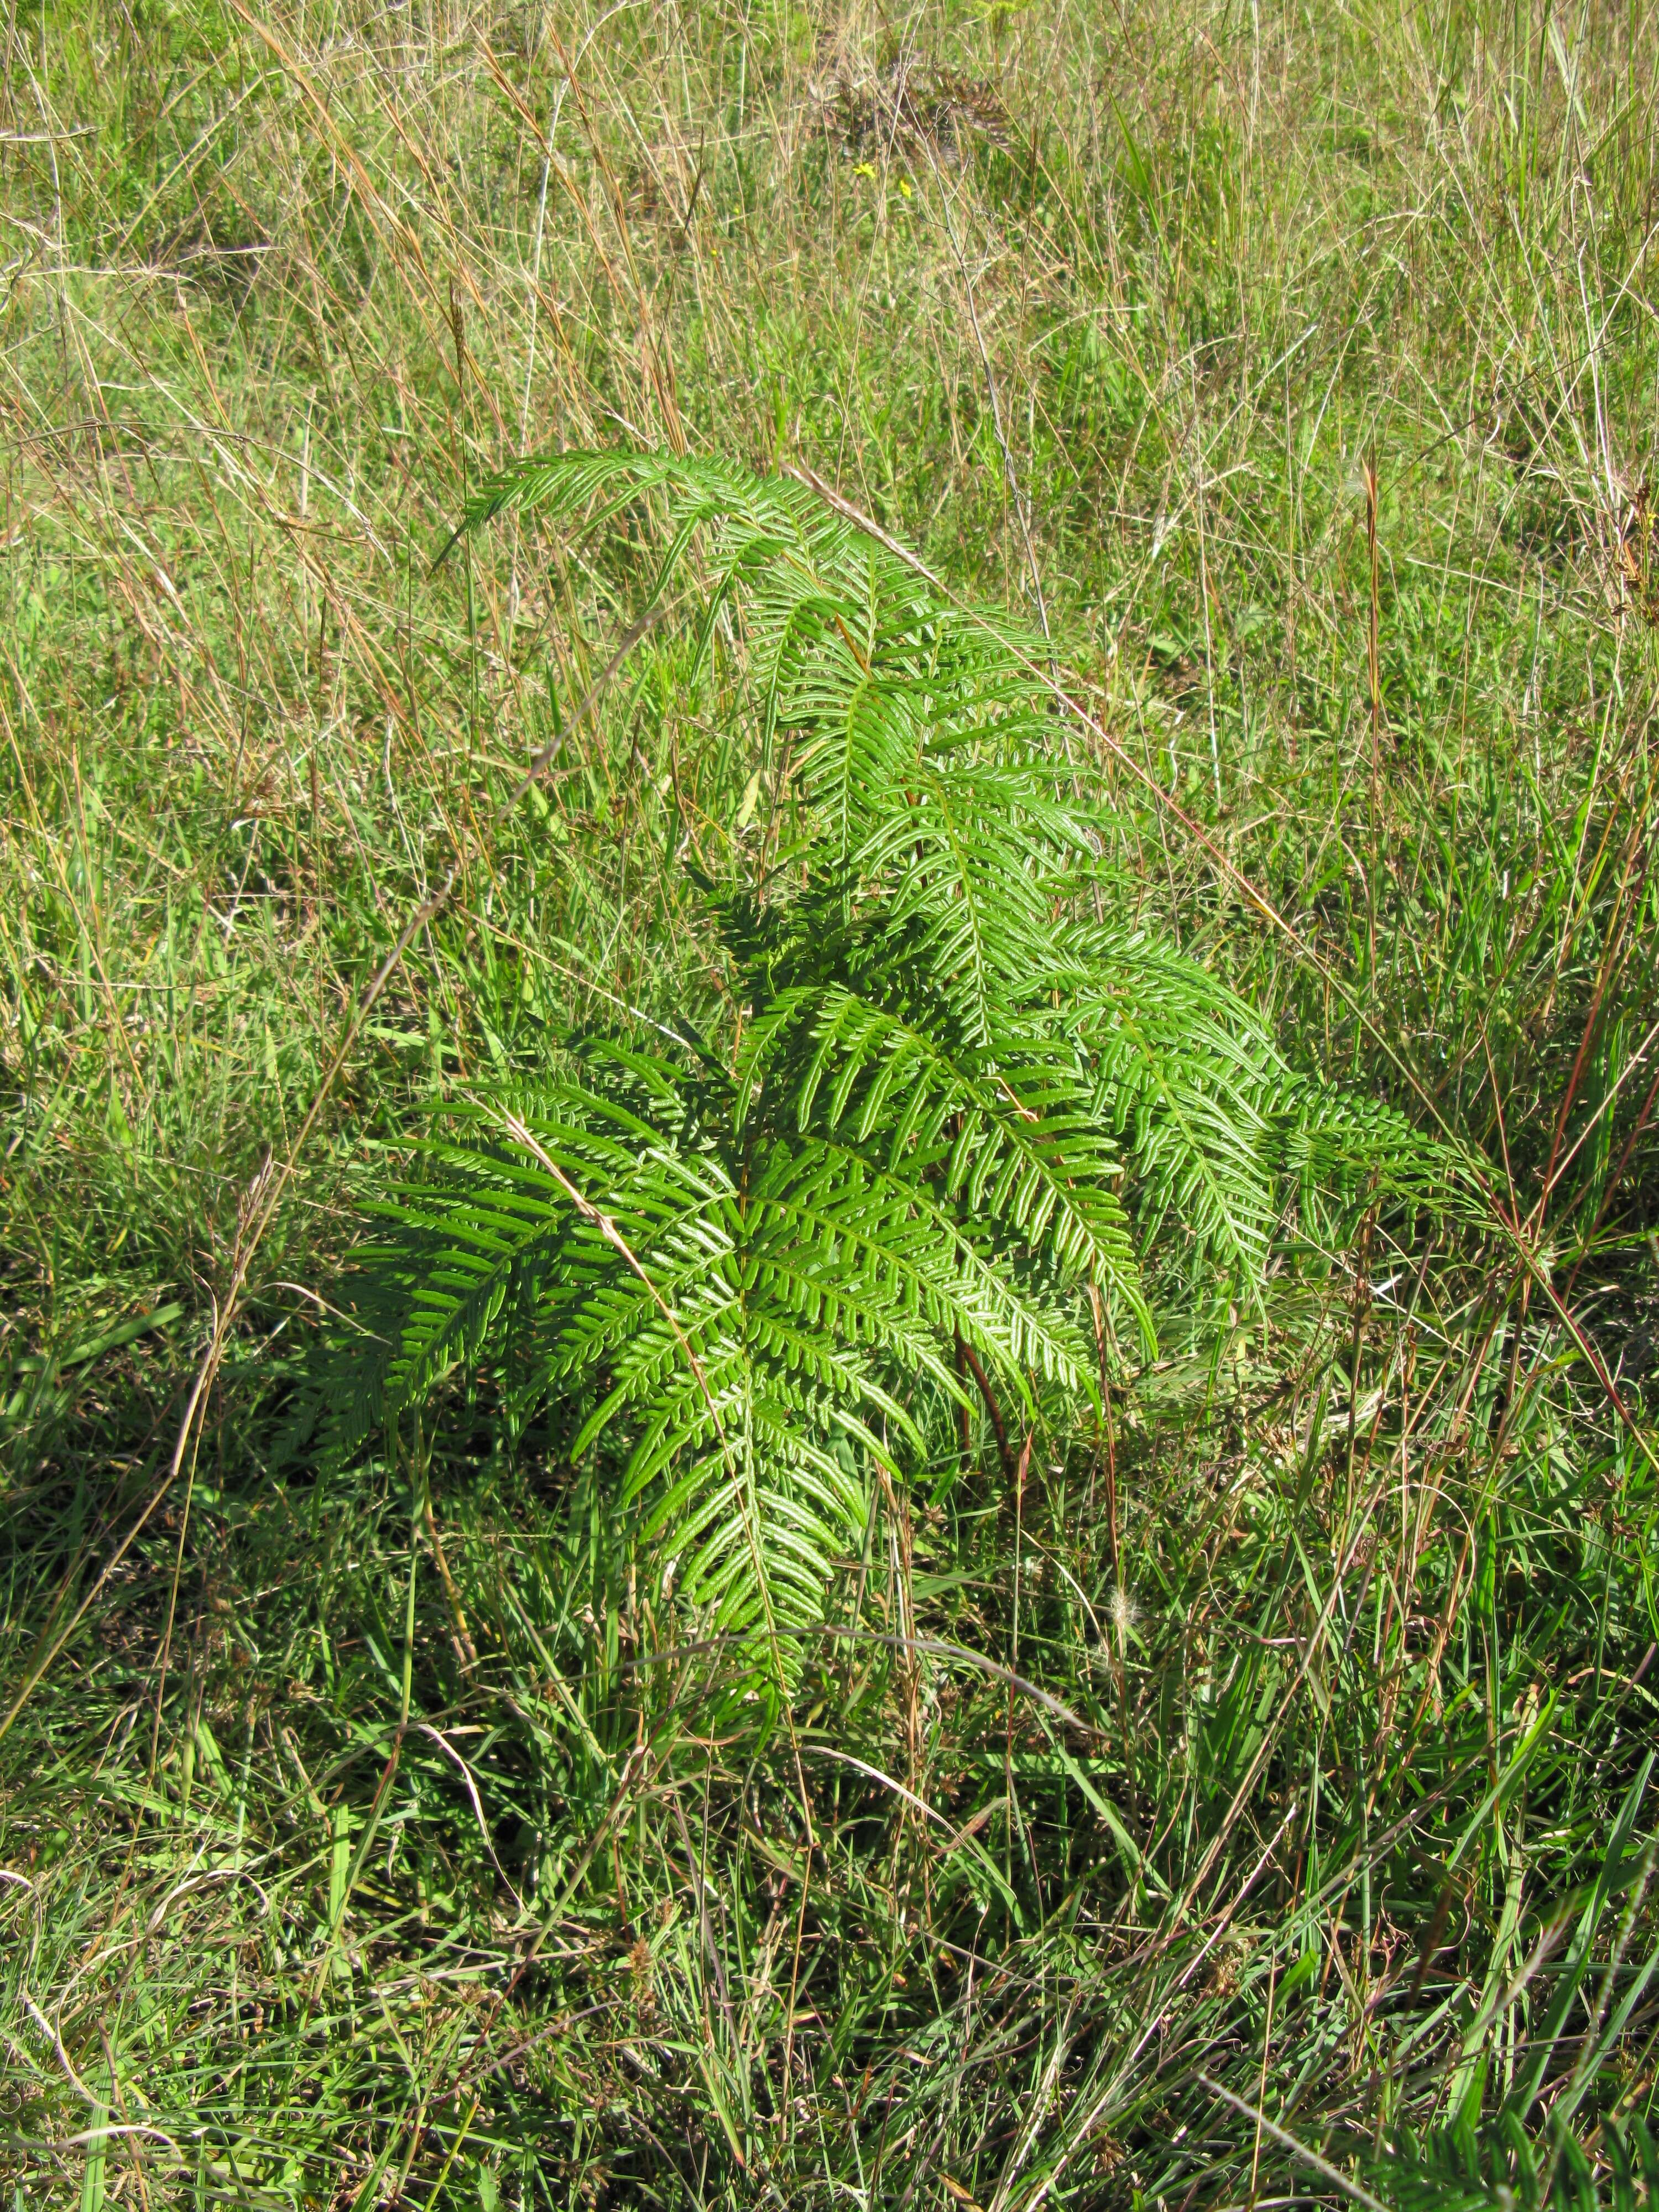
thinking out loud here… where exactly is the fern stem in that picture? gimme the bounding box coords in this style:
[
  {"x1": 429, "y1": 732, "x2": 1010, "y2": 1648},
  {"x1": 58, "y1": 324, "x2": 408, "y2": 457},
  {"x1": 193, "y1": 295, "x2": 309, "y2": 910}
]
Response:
[{"x1": 958, "y1": 1339, "x2": 1015, "y2": 1485}]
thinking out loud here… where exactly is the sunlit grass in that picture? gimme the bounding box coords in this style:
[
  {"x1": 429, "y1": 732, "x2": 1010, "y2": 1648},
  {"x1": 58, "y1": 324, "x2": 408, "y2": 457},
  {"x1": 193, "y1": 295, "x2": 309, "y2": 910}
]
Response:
[{"x1": 2, "y1": 0, "x2": 1657, "y2": 2203}]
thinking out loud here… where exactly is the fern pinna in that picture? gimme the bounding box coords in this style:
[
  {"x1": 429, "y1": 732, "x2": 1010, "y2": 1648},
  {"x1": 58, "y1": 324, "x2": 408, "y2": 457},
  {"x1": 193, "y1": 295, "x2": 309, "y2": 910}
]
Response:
[{"x1": 349, "y1": 451, "x2": 1431, "y2": 1657}]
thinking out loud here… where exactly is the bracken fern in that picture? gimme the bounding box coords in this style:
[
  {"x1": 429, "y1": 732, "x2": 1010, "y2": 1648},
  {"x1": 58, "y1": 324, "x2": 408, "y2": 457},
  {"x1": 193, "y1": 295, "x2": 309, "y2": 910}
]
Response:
[{"x1": 342, "y1": 451, "x2": 1439, "y2": 1652}]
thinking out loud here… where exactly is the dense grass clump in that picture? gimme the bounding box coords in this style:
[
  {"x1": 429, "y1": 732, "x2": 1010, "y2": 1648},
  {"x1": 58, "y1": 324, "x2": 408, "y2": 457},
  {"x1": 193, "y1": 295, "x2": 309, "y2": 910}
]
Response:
[{"x1": 3, "y1": 1, "x2": 1659, "y2": 2207}]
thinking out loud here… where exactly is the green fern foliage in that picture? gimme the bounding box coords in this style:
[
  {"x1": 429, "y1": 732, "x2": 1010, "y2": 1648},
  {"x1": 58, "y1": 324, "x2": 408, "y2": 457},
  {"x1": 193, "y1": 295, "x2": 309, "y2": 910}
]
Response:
[{"x1": 345, "y1": 450, "x2": 1441, "y2": 1648}]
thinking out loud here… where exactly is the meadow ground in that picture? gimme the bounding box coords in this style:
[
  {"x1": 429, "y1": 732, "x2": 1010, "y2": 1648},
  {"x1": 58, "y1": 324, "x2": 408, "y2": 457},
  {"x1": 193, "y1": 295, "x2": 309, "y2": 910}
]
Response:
[{"x1": 3, "y1": 0, "x2": 1659, "y2": 2205}]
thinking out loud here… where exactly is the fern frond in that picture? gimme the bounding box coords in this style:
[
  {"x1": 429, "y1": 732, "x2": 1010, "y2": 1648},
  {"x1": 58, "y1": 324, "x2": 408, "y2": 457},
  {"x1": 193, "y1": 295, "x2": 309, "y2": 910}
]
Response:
[{"x1": 342, "y1": 447, "x2": 1453, "y2": 1669}]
